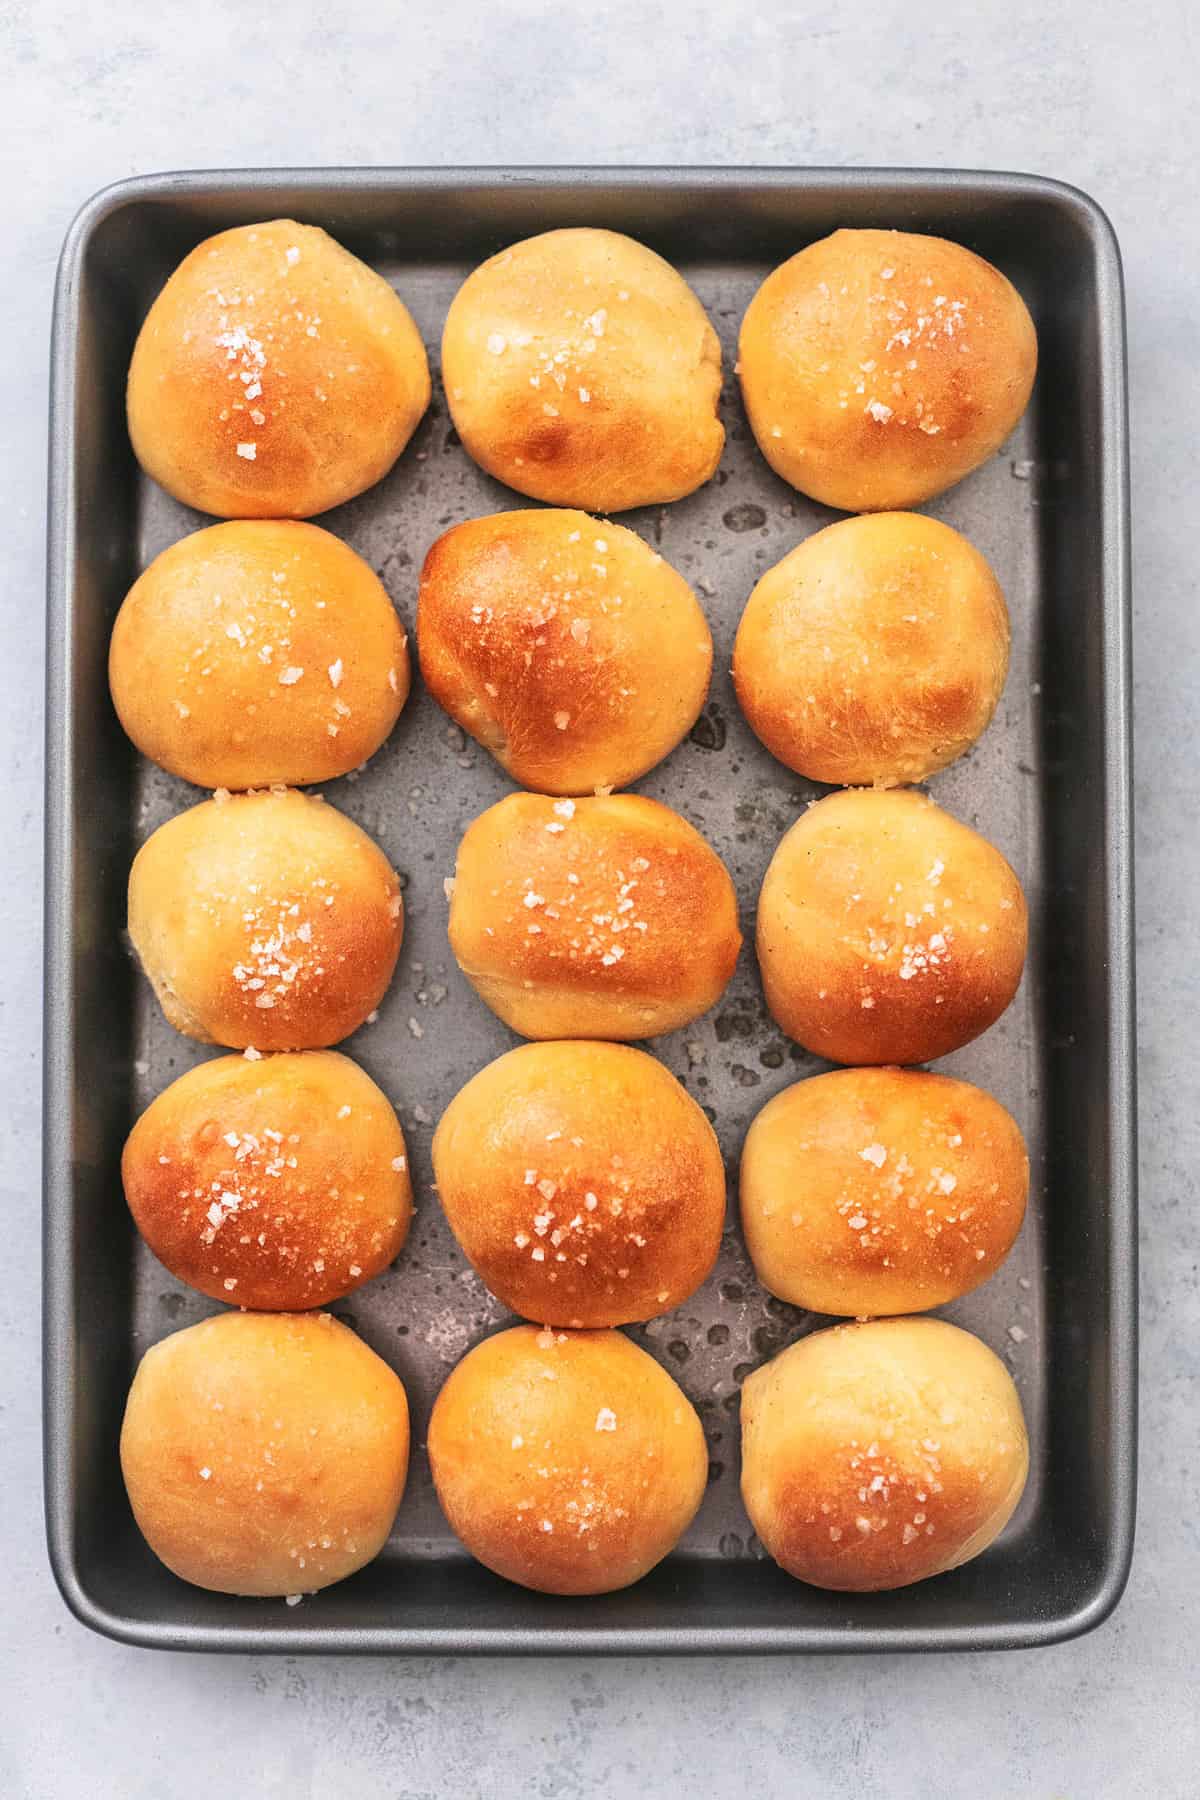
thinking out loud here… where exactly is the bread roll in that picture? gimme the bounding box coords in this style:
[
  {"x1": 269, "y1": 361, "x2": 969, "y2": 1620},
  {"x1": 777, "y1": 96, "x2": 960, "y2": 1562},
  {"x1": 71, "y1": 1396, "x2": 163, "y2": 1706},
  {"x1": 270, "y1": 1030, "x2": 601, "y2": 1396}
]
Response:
[
  {"x1": 447, "y1": 792, "x2": 740, "y2": 1039},
  {"x1": 442, "y1": 228, "x2": 723, "y2": 511},
  {"x1": 120, "y1": 1311, "x2": 409, "y2": 1596},
  {"x1": 428, "y1": 1325, "x2": 706, "y2": 1593},
  {"x1": 433, "y1": 1042, "x2": 724, "y2": 1327},
  {"x1": 739, "y1": 229, "x2": 1037, "y2": 511},
  {"x1": 109, "y1": 521, "x2": 410, "y2": 790},
  {"x1": 418, "y1": 508, "x2": 711, "y2": 794},
  {"x1": 740, "y1": 1317, "x2": 1028, "y2": 1591},
  {"x1": 756, "y1": 788, "x2": 1026, "y2": 1064},
  {"x1": 740, "y1": 1067, "x2": 1028, "y2": 1315},
  {"x1": 127, "y1": 220, "x2": 430, "y2": 518},
  {"x1": 733, "y1": 513, "x2": 1010, "y2": 787},
  {"x1": 128, "y1": 788, "x2": 402, "y2": 1050},
  {"x1": 123, "y1": 1050, "x2": 412, "y2": 1310}
]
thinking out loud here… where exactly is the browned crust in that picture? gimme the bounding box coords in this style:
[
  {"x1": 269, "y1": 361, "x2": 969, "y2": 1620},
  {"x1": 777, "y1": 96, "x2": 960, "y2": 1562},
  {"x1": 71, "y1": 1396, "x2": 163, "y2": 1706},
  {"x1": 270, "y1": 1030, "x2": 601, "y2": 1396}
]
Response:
[
  {"x1": 127, "y1": 220, "x2": 430, "y2": 519},
  {"x1": 732, "y1": 512, "x2": 1010, "y2": 787},
  {"x1": 428, "y1": 1325, "x2": 707, "y2": 1594},
  {"x1": 119, "y1": 1311, "x2": 409, "y2": 1596},
  {"x1": 447, "y1": 791, "x2": 741, "y2": 1039},
  {"x1": 740, "y1": 1066, "x2": 1029, "y2": 1315},
  {"x1": 432, "y1": 1041, "x2": 725, "y2": 1326},
  {"x1": 417, "y1": 508, "x2": 711, "y2": 794},
  {"x1": 739, "y1": 228, "x2": 1037, "y2": 512},
  {"x1": 128, "y1": 789, "x2": 403, "y2": 1051},
  {"x1": 109, "y1": 520, "x2": 409, "y2": 789},
  {"x1": 756, "y1": 787, "x2": 1027, "y2": 1065},
  {"x1": 122, "y1": 1050, "x2": 412, "y2": 1310},
  {"x1": 442, "y1": 228, "x2": 723, "y2": 512}
]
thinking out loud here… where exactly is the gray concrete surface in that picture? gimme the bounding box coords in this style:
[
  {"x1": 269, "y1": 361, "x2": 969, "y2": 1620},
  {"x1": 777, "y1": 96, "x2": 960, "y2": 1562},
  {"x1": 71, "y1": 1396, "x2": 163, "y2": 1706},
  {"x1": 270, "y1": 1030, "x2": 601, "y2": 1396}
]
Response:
[{"x1": 2, "y1": 3, "x2": 1195, "y2": 1795}]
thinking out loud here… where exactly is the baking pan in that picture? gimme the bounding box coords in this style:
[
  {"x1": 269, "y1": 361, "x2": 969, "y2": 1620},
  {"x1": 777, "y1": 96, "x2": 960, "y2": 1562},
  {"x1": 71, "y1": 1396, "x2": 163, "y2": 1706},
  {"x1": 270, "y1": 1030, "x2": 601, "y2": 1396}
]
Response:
[{"x1": 44, "y1": 167, "x2": 1135, "y2": 1653}]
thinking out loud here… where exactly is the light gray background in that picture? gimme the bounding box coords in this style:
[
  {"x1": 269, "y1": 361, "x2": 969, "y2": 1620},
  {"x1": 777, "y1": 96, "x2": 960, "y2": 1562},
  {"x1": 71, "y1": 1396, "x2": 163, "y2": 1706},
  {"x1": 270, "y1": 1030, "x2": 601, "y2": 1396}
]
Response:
[{"x1": 3, "y1": 3, "x2": 1194, "y2": 1796}]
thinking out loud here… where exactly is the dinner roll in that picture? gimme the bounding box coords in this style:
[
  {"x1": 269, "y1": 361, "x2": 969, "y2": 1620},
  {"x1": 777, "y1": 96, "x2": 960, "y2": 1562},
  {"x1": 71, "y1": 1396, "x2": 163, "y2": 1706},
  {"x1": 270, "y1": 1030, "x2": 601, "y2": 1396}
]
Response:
[
  {"x1": 733, "y1": 513, "x2": 1010, "y2": 787},
  {"x1": 120, "y1": 1311, "x2": 409, "y2": 1596},
  {"x1": 739, "y1": 229, "x2": 1037, "y2": 511},
  {"x1": 442, "y1": 228, "x2": 723, "y2": 511},
  {"x1": 757, "y1": 788, "x2": 1026, "y2": 1065},
  {"x1": 740, "y1": 1317, "x2": 1028, "y2": 1591},
  {"x1": 127, "y1": 220, "x2": 430, "y2": 518},
  {"x1": 740, "y1": 1067, "x2": 1028, "y2": 1315},
  {"x1": 128, "y1": 788, "x2": 402, "y2": 1050},
  {"x1": 433, "y1": 1042, "x2": 725, "y2": 1327},
  {"x1": 418, "y1": 509, "x2": 712, "y2": 794},
  {"x1": 428, "y1": 1325, "x2": 706, "y2": 1593},
  {"x1": 447, "y1": 792, "x2": 740, "y2": 1039},
  {"x1": 109, "y1": 521, "x2": 410, "y2": 789},
  {"x1": 123, "y1": 1050, "x2": 412, "y2": 1310}
]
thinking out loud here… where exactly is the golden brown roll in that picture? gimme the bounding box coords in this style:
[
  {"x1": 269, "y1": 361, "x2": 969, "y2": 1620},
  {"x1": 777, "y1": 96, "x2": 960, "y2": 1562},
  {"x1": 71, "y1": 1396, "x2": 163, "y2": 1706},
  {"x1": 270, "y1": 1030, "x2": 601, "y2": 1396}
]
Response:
[
  {"x1": 740, "y1": 1067, "x2": 1028, "y2": 1315},
  {"x1": 109, "y1": 520, "x2": 410, "y2": 790},
  {"x1": 756, "y1": 788, "x2": 1026, "y2": 1065},
  {"x1": 128, "y1": 788, "x2": 402, "y2": 1051},
  {"x1": 447, "y1": 791, "x2": 740, "y2": 1039},
  {"x1": 123, "y1": 1050, "x2": 412, "y2": 1310},
  {"x1": 740, "y1": 1317, "x2": 1028, "y2": 1591},
  {"x1": 120, "y1": 1311, "x2": 409, "y2": 1596},
  {"x1": 417, "y1": 508, "x2": 712, "y2": 794},
  {"x1": 732, "y1": 513, "x2": 1010, "y2": 787},
  {"x1": 127, "y1": 220, "x2": 430, "y2": 518},
  {"x1": 739, "y1": 229, "x2": 1037, "y2": 511},
  {"x1": 442, "y1": 228, "x2": 723, "y2": 511},
  {"x1": 428, "y1": 1325, "x2": 706, "y2": 1594},
  {"x1": 433, "y1": 1042, "x2": 725, "y2": 1327}
]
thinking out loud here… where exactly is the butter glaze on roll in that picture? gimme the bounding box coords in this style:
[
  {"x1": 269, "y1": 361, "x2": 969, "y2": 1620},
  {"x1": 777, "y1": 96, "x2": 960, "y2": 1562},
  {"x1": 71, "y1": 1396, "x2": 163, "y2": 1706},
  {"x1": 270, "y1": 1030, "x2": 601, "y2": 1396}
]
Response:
[
  {"x1": 120, "y1": 1311, "x2": 410, "y2": 1597},
  {"x1": 128, "y1": 788, "x2": 402, "y2": 1050},
  {"x1": 740, "y1": 1067, "x2": 1028, "y2": 1316},
  {"x1": 123, "y1": 1050, "x2": 412, "y2": 1310},
  {"x1": 418, "y1": 508, "x2": 712, "y2": 794},
  {"x1": 756, "y1": 787, "x2": 1026, "y2": 1065},
  {"x1": 127, "y1": 220, "x2": 430, "y2": 518},
  {"x1": 428, "y1": 1325, "x2": 707, "y2": 1594},
  {"x1": 433, "y1": 1042, "x2": 725, "y2": 1326},
  {"x1": 447, "y1": 791, "x2": 740, "y2": 1040},
  {"x1": 442, "y1": 228, "x2": 723, "y2": 511},
  {"x1": 732, "y1": 513, "x2": 1010, "y2": 787},
  {"x1": 110, "y1": 520, "x2": 410, "y2": 789},
  {"x1": 739, "y1": 229, "x2": 1037, "y2": 511},
  {"x1": 740, "y1": 1318, "x2": 1029, "y2": 1591}
]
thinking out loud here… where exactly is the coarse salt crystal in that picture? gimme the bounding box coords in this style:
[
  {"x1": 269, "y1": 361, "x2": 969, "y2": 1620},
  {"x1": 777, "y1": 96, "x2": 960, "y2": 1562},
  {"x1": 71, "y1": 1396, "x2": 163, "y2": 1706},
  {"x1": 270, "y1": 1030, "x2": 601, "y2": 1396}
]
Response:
[
  {"x1": 278, "y1": 666, "x2": 304, "y2": 686},
  {"x1": 486, "y1": 333, "x2": 507, "y2": 355},
  {"x1": 859, "y1": 1144, "x2": 887, "y2": 1168},
  {"x1": 595, "y1": 1407, "x2": 617, "y2": 1432},
  {"x1": 327, "y1": 659, "x2": 343, "y2": 688},
  {"x1": 236, "y1": 442, "x2": 257, "y2": 460}
]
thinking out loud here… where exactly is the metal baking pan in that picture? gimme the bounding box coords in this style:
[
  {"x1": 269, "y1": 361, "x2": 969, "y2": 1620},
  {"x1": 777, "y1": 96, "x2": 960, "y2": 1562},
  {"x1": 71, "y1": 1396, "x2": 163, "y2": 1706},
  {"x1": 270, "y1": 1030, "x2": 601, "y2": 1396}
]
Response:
[{"x1": 44, "y1": 167, "x2": 1135, "y2": 1653}]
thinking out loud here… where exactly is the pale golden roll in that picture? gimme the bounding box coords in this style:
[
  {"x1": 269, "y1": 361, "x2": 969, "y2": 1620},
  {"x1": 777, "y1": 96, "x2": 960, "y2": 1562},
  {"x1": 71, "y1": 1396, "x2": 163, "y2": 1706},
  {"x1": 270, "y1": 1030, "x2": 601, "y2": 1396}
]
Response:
[
  {"x1": 127, "y1": 220, "x2": 430, "y2": 518},
  {"x1": 740, "y1": 1067, "x2": 1028, "y2": 1316},
  {"x1": 109, "y1": 521, "x2": 410, "y2": 790},
  {"x1": 740, "y1": 1318, "x2": 1028, "y2": 1591},
  {"x1": 128, "y1": 788, "x2": 402, "y2": 1051},
  {"x1": 756, "y1": 788, "x2": 1026, "y2": 1065},
  {"x1": 122, "y1": 1051, "x2": 412, "y2": 1310},
  {"x1": 732, "y1": 513, "x2": 1010, "y2": 787},
  {"x1": 739, "y1": 229, "x2": 1037, "y2": 511},
  {"x1": 428, "y1": 1325, "x2": 706, "y2": 1594},
  {"x1": 433, "y1": 1042, "x2": 725, "y2": 1328},
  {"x1": 417, "y1": 509, "x2": 712, "y2": 795},
  {"x1": 442, "y1": 228, "x2": 723, "y2": 511},
  {"x1": 447, "y1": 792, "x2": 740, "y2": 1040},
  {"x1": 120, "y1": 1311, "x2": 409, "y2": 1596}
]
